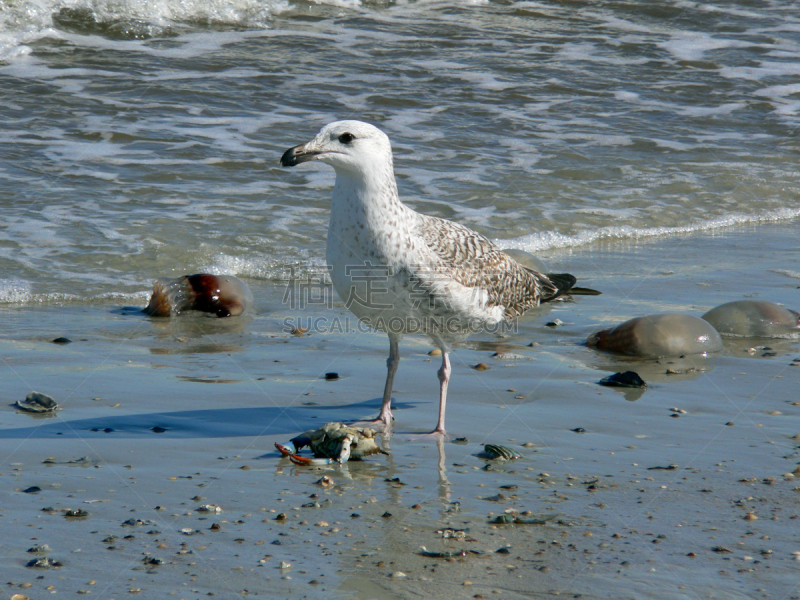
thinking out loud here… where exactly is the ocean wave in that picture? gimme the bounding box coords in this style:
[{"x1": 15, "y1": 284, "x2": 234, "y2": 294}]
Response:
[
  {"x1": 0, "y1": 0, "x2": 290, "y2": 60},
  {"x1": 0, "y1": 278, "x2": 150, "y2": 305},
  {"x1": 498, "y1": 208, "x2": 800, "y2": 254}
]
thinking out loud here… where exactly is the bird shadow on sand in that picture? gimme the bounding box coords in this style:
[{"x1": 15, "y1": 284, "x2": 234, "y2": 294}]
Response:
[{"x1": 0, "y1": 398, "x2": 418, "y2": 440}]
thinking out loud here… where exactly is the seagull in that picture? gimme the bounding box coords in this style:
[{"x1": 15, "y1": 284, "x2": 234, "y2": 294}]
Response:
[{"x1": 281, "y1": 120, "x2": 585, "y2": 435}]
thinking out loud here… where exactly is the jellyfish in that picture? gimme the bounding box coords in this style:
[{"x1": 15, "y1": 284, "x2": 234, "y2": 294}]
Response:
[
  {"x1": 144, "y1": 274, "x2": 252, "y2": 318},
  {"x1": 588, "y1": 314, "x2": 723, "y2": 358},
  {"x1": 702, "y1": 300, "x2": 800, "y2": 337}
]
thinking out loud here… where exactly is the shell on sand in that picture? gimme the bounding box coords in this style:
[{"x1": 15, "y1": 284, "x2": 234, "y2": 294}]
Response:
[
  {"x1": 588, "y1": 314, "x2": 723, "y2": 358},
  {"x1": 144, "y1": 274, "x2": 253, "y2": 318},
  {"x1": 702, "y1": 300, "x2": 800, "y2": 338},
  {"x1": 501, "y1": 248, "x2": 548, "y2": 273}
]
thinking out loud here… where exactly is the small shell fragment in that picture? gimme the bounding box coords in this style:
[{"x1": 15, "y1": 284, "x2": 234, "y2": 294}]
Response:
[
  {"x1": 484, "y1": 445, "x2": 523, "y2": 460},
  {"x1": 26, "y1": 557, "x2": 62, "y2": 568},
  {"x1": 15, "y1": 392, "x2": 59, "y2": 413}
]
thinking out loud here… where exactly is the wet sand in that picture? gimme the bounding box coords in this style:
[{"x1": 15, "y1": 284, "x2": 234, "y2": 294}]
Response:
[{"x1": 1, "y1": 223, "x2": 799, "y2": 599}]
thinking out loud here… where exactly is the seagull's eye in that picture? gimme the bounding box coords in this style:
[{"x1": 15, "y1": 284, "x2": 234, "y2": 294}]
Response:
[{"x1": 338, "y1": 133, "x2": 355, "y2": 144}]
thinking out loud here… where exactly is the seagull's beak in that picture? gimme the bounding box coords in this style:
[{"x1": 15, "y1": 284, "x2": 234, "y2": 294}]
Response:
[{"x1": 280, "y1": 141, "x2": 319, "y2": 167}]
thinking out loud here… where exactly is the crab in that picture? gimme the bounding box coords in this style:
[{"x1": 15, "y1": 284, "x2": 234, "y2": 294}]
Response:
[{"x1": 275, "y1": 422, "x2": 389, "y2": 466}]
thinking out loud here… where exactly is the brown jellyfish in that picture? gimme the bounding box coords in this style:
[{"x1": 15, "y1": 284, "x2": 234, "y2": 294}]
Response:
[
  {"x1": 144, "y1": 274, "x2": 252, "y2": 318},
  {"x1": 702, "y1": 300, "x2": 800, "y2": 338},
  {"x1": 588, "y1": 313, "x2": 723, "y2": 358}
]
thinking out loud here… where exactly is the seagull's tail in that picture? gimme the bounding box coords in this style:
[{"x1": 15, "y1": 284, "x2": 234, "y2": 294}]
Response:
[{"x1": 542, "y1": 273, "x2": 602, "y2": 302}]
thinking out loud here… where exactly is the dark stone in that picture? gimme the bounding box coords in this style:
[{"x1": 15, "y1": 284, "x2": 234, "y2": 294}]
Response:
[{"x1": 598, "y1": 371, "x2": 646, "y2": 388}]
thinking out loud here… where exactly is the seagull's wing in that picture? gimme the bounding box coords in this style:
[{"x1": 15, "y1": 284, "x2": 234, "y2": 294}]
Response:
[{"x1": 415, "y1": 214, "x2": 573, "y2": 317}]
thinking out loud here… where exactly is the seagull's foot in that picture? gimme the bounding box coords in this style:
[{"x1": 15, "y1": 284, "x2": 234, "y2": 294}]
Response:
[
  {"x1": 349, "y1": 412, "x2": 393, "y2": 433},
  {"x1": 407, "y1": 429, "x2": 450, "y2": 442}
]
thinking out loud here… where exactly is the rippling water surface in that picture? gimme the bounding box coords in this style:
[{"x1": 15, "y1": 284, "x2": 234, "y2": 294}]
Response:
[{"x1": 1, "y1": 0, "x2": 799, "y2": 304}]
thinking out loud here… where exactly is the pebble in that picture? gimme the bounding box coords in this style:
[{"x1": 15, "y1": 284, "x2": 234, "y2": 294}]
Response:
[
  {"x1": 324, "y1": 372, "x2": 339, "y2": 380},
  {"x1": 473, "y1": 363, "x2": 489, "y2": 371},
  {"x1": 280, "y1": 561, "x2": 291, "y2": 569},
  {"x1": 390, "y1": 571, "x2": 407, "y2": 579},
  {"x1": 315, "y1": 476, "x2": 334, "y2": 487},
  {"x1": 744, "y1": 512, "x2": 758, "y2": 521},
  {"x1": 52, "y1": 337, "x2": 72, "y2": 344},
  {"x1": 428, "y1": 349, "x2": 442, "y2": 357}
]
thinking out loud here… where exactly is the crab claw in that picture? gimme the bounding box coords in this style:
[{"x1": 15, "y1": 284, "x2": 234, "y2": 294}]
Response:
[
  {"x1": 289, "y1": 454, "x2": 335, "y2": 466},
  {"x1": 275, "y1": 442, "x2": 297, "y2": 457}
]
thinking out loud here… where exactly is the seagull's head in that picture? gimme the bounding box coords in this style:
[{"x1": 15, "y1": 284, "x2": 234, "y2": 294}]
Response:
[{"x1": 280, "y1": 120, "x2": 392, "y2": 175}]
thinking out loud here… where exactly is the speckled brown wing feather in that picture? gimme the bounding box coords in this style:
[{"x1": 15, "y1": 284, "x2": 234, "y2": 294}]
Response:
[{"x1": 415, "y1": 214, "x2": 562, "y2": 318}]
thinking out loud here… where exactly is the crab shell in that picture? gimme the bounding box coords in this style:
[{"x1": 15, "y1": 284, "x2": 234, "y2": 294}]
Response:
[
  {"x1": 702, "y1": 300, "x2": 800, "y2": 338},
  {"x1": 588, "y1": 314, "x2": 722, "y2": 358},
  {"x1": 276, "y1": 422, "x2": 388, "y2": 465}
]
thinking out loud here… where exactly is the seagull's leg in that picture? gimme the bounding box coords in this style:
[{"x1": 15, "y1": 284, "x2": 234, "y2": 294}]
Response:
[
  {"x1": 358, "y1": 333, "x2": 399, "y2": 429},
  {"x1": 377, "y1": 333, "x2": 401, "y2": 425},
  {"x1": 431, "y1": 351, "x2": 451, "y2": 435}
]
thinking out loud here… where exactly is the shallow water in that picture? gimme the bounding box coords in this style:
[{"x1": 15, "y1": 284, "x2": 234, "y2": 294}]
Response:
[
  {"x1": 0, "y1": 227, "x2": 798, "y2": 599},
  {"x1": 1, "y1": 0, "x2": 799, "y2": 304}
]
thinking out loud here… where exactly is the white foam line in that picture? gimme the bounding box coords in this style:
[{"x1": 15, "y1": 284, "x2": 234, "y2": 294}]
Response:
[{"x1": 498, "y1": 208, "x2": 800, "y2": 253}]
